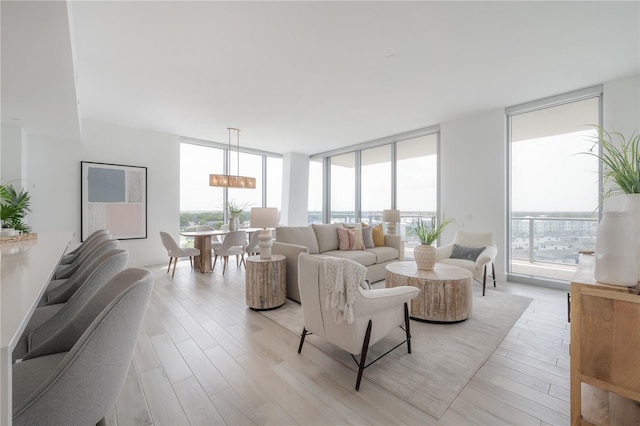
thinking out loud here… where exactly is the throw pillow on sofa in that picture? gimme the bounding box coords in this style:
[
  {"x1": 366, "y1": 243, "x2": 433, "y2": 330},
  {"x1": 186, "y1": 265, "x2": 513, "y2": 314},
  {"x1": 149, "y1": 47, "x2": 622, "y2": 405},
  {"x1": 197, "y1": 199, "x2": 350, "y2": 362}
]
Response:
[
  {"x1": 337, "y1": 227, "x2": 365, "y2": 250},
  {"x1": 372, "y1": 224, "x2": 385, "y2": 247},
  {"x1": 361, "y1": 226, "x2": 375, "y2": 248},
  {"x1": 451, "y1": 244, "x2": 485, "y2": 262}
]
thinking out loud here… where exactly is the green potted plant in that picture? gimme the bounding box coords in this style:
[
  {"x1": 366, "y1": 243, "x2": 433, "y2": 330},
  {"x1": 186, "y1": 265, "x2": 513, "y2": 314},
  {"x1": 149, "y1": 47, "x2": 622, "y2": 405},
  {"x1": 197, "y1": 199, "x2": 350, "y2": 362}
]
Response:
[
  {"x1": 586, "y1": 127, "x2": 640, "y2": 198},
  {"x1": 409, "y1": 215, "x2": 453, "y2": 270},
  {"x1": 224, "y1": 200, "x2": 253, "y2": 231},
  {"x1": 0, "y1": 183, "x2": 32, "y2": 234}
]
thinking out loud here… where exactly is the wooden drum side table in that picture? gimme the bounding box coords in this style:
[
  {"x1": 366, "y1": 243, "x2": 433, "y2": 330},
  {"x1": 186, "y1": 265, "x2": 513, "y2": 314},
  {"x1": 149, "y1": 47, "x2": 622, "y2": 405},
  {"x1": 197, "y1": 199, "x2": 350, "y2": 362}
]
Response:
[
  {"x1": 386, "y1": 261, "x2": 473, "y2": 323},
  {"x1": 245, "y1": 254, "x2": 286, "y2": 310}
]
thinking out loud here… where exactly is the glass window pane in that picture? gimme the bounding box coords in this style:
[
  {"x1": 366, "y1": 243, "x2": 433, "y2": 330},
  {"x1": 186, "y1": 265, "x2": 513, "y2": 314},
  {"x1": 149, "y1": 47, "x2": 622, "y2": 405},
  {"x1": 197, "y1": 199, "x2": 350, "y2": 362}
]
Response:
[
  {"x1": 397, "y1": 134, "x2": 438, "y2": 252},
  {"x1": 330, "y1": 152, "x2": 355, "y2": 224},
  {"x1": 180, "y1": 143, "x2": 225, "y2": 248},
  {"x1": 510, "y1": 96, "x2": 599, "y2": 281},
  {"x1": 266, "y1": 157, "x2": 282, "y2": 209},
  {"x1": 308, "y1": 158, "x2": 323, "y2": 224},
  {"x1": 361, "y1": 145, "x2": 391, "y2": 225},
  {"x1": 228, "y1": 152, "x2": 263, "y2": 227}
]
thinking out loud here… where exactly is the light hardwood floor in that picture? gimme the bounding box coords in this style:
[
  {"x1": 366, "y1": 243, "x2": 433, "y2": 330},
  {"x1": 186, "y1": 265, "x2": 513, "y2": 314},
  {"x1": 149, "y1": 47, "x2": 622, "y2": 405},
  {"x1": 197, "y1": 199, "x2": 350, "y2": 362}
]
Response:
[{"x1": 105, "y1": 259, "x2": 571, "y2": 426}]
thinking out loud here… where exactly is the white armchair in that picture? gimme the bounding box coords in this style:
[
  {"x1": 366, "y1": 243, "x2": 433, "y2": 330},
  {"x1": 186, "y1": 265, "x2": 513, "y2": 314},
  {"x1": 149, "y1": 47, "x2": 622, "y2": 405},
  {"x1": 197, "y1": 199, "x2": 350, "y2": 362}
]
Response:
[
  {"x1": 296, "y1": 253, "x2": 419, "y2": 390},
  {"x1": 437, "y1": 230, "x2": 497, "y2": 296}
]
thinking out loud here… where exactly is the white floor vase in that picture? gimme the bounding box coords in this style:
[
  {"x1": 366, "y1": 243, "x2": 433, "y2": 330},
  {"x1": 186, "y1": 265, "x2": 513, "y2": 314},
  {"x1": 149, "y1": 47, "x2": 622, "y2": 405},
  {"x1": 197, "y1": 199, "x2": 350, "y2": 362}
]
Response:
[{"x1": 595, "y1": 210, "x2": 638, "y2": 287}]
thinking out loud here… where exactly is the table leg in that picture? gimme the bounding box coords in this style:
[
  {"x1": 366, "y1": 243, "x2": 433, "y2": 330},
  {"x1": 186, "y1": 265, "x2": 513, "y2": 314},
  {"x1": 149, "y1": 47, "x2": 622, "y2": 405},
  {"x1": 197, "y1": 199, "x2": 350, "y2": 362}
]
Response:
[{"x1": 193, "y1": 236, "x2": 212, "y2": 272}]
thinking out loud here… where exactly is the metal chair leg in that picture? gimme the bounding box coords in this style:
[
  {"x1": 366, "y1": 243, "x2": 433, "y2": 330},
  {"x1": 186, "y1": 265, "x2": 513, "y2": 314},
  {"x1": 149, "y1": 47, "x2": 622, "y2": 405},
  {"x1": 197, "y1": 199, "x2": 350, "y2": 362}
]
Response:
[
  {"x1": 298, "y1": 328, "x2": 308, "y2": 353},
  {"x1": 404, "y1": 303, "x2": 411, "y2": 354},
  {"x1": 492, "y1": 262, "x2": 497, "y2": 287},
  {"x1": 355, "y1": 320, "x2": 373, "y2": 391}
]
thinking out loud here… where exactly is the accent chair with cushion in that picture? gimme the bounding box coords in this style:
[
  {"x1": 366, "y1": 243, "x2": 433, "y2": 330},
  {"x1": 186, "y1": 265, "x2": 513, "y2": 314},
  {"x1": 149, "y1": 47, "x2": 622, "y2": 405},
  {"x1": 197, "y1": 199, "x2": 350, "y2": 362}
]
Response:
[
  {"x1": 436, "y1": 230, "x2": 497, "y2": 296},
  {"x1": 296, "y1": 253, "x2": 419, "y2": 390}
]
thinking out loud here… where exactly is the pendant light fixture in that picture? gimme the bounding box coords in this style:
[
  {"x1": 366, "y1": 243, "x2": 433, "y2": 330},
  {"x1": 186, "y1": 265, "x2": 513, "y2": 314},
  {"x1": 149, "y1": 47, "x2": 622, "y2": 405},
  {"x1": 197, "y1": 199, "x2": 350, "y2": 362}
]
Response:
[{"x1": 209, "y1": 128, "x2": 256, "y2": 189}]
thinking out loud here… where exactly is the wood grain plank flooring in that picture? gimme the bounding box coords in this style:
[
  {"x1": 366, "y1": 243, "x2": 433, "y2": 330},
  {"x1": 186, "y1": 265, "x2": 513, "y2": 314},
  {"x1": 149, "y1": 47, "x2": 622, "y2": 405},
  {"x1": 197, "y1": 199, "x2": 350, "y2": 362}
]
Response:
[{"x1": 106, "y1": 260, "x2": 571, "y2": 425}]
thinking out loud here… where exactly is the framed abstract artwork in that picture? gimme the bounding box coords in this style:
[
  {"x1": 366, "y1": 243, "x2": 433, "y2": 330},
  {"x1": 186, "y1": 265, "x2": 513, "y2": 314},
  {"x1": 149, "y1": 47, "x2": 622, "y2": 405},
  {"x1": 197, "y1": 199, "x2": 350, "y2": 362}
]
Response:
[{"x1": 81, "y1": 161, "x2": 147, "y2": 241}]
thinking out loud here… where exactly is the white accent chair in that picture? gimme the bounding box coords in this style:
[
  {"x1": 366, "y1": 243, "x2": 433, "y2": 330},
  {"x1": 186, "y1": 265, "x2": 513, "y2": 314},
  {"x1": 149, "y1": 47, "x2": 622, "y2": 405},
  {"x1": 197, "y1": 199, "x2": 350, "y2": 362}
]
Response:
[
  {"x1": 436, "y1": 230, "x2": 497, "y2": 296},
  {"x1": 296, "y1": 253, "x2": 419, "y2": 390},
  {"x1": 160, "y1": 231, "x2": 201, "y2": 277},
  {"x1": 213, "y1": 230, "x2": 247, "y2": 274}
]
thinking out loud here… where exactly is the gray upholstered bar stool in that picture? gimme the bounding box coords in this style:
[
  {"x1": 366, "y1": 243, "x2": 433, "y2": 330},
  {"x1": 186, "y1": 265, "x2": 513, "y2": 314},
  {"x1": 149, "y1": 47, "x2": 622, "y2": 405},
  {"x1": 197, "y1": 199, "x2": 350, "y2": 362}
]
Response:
[
  {"x1": 12, "y1": 268, "x2": 154, "y2": 426},
  {"x1": 52, "y1": 238, "x2": 120, "y2": 281},
  {"x1": 58, "y1": 229, "x2": 111, "y2": 265},
  {"x1": 13, "y1": 249, "x2": 129, "y2": 360},
  {"x1": 42, "y1": 239, "x2": 121, "y2": 305}
]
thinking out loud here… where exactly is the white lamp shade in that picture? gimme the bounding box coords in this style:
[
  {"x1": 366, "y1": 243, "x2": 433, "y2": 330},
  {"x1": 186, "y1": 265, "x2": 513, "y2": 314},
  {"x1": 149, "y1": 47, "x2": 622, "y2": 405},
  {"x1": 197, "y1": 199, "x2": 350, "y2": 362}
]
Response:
[
  {"x1": 250, "y1": 207, "x2": 278, "y2": 229},
  {"x1": 382, "y1": 209, "x2": 400, "y2": 223}
]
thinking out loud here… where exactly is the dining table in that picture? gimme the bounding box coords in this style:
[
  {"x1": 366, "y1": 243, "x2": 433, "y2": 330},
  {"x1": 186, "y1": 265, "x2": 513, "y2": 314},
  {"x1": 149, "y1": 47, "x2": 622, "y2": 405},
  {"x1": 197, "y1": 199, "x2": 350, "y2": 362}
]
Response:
[{"x1": 180, "y1": 228, "x2": 261, "y2": 273}]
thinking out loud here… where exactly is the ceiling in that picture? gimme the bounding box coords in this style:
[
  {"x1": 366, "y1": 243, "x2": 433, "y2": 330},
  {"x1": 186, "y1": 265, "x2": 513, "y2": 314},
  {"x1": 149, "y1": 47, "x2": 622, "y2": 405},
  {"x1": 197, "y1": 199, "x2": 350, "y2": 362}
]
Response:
[{"x1": 2, "y1": 1, "x2": 639, "y2": 155}]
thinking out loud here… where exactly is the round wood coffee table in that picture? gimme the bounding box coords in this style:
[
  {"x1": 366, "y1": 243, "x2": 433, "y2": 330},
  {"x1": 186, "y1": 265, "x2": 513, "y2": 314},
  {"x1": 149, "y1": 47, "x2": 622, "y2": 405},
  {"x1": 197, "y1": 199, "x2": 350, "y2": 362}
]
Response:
[{"x1": 386, "y1": 261, "x2": 473, "y2": 323}]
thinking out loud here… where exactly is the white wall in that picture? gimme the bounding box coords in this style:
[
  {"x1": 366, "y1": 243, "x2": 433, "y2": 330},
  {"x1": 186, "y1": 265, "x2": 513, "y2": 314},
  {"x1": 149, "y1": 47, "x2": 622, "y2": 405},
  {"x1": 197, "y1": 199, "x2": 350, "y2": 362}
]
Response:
[
  {"x1": 440, "y1": 109, "x2": 507, "y2": 280},
  {"x1": 25, "y1": 120, "x2": 180, "y2": 267},
  {"x1": 1, "y1": 124, "x2": 25, "y2": 185}
]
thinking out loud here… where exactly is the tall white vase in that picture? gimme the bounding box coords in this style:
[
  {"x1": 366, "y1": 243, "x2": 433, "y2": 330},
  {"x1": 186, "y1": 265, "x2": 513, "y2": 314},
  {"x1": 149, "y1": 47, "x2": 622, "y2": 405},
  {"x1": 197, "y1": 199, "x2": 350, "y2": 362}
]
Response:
[
  {"x1": 622, "y1": 193, "x2": 640, "y2": 282},
  {"x1": 594, "y1": 210, "x2": 638, "y2": 287}
]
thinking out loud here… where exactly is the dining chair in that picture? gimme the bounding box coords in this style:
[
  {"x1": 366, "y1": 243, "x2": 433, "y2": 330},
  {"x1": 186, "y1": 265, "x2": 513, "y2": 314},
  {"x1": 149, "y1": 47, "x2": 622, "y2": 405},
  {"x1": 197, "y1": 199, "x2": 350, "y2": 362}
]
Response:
[
  {"x1": 11, "y1": 268, "x2": 154, "y2": 426},
  {"x1": 160, "y1": 231, "x2": 201, "y2": 277},
  {"x1": 194, "y1": 224, "x2": 223, "y2": 249},
  {"x1": 245, "y1": 229, "x2": 261, "y2": 257},
  {"x1": 213, "y1": 230, "x2": 247, "y2": 275}
]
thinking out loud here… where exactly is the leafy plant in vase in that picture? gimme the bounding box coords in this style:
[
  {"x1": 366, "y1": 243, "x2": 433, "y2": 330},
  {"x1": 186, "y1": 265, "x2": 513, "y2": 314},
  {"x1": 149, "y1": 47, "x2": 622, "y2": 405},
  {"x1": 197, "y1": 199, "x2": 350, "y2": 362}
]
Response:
[
  {"x1": 409, "y1": 216, "x2": 453, "y2": 270},
  {"x1": 584, "y1": 127, "x2": 640, "y2": 285},
  {"x1": 225, "y1": 200, "x2": 253, "y2": 231}
]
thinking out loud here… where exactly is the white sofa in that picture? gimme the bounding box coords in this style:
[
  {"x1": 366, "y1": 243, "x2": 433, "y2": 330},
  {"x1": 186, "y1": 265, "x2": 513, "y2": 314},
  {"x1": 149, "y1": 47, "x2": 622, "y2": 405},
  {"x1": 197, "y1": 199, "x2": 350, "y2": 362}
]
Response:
[{"x1": 272, "y1": 223, "x2": 404, "y2": 302}]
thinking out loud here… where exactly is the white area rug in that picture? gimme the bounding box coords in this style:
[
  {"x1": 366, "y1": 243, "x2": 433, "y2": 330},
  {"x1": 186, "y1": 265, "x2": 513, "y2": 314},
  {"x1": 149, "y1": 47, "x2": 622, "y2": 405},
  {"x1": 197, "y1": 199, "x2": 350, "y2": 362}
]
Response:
[{"x1": 260, "y1": 286, "x2": 532, "y2": 419}]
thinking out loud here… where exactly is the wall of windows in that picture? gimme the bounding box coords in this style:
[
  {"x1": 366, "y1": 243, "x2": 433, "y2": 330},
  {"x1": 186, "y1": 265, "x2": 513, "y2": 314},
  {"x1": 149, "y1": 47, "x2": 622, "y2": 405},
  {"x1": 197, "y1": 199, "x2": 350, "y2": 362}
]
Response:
[
  {"x1": 179, "y1": 141, "x2": 282, "y2": 232},
  {"x1": 330, "y1": 152, "x2": 356, "y2": 224},
  {"x1": 309, "y1": 128, "x2": 440, "y2": 257}
]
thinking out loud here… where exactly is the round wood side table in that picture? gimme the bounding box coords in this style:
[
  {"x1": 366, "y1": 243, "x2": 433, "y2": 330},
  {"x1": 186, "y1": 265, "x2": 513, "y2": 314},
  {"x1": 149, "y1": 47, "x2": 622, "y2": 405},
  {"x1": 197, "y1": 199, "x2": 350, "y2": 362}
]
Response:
[
  {"x1": 386, "y1": 261, "x2": 473, "y2": 323},
  {"x1": 245, "y1": 254, "x2": 286, "y2": 310}
]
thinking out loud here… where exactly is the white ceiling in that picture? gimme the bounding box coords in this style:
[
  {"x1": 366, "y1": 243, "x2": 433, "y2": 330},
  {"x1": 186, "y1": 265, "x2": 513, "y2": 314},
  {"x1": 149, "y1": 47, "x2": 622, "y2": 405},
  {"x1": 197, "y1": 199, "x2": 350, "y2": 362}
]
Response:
[{"x1": 2, "y1": 1, "x2": 639, "y2": 155}]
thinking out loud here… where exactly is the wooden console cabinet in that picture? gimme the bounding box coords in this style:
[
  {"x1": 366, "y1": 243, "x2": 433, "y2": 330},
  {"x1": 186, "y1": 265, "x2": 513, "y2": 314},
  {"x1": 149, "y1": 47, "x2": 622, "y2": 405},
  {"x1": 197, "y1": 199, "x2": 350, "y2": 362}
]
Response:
[{"x1": 570, "y1": 271, "x2": 640, "y2": 426}]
